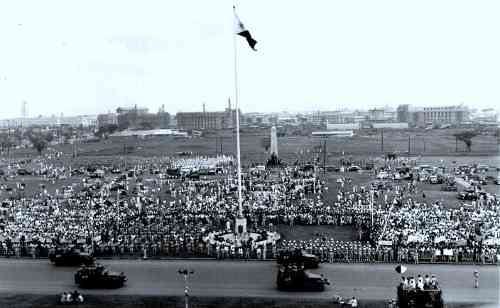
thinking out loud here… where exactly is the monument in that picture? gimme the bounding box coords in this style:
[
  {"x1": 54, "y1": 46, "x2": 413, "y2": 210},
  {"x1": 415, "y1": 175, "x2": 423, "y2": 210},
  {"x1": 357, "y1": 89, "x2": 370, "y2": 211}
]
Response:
[
  {"x1": 270, "y1": 126, "x2": 278, "y2": 157},
  {"x1": 267, "y1": 126, "x2": 281, "y2": 166}
]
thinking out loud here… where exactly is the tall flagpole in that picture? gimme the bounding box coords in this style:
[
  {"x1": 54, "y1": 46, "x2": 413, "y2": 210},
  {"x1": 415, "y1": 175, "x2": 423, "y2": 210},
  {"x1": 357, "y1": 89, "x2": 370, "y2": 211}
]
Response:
[{"x1": 233, "y1": 5, "x2": 243, "y2": 218}]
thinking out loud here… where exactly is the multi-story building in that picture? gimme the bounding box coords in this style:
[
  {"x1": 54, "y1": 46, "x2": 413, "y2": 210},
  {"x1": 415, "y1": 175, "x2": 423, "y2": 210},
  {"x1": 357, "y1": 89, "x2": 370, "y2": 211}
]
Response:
[
  {"x1": 397, "y1": 104, "x2": 410, "y2": 123},
  {"x1": 368, "y1": 108, "x2": 386, "y2": 122},
  {"x1": 176, "y1": 101, "x2": 237, "y2": 131},
  {"x1": 97, "y1": 113, "x2": 118, "y2": 128},
  {"x1": 0, "y1": 115, "x2": 97, "y2": 128},
  {"x1": 423, "y1": 105, "x2": 468, "y2": 125}
]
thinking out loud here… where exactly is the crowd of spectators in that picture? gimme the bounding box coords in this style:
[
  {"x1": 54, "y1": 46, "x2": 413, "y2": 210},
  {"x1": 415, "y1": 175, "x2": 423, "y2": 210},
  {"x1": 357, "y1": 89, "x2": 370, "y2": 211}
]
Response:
[{"x1": 0, "y1": 153, "x2": 499, "y2": 264}]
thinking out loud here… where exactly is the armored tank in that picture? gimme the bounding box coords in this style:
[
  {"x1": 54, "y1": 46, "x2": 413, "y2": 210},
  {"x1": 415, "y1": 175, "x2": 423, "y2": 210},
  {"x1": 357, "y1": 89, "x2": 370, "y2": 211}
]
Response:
[
  {"x1": 397, "y1": 286, "x2": 444, "y2": 308},
  {"x1": 277, "y1": 249, "x2": 320, "y2": 269},
  {"x1": 49, "y1": 249, "x2": 95, "y2": 266},
  {"x1": 276, "y1": 265, "x2": 329, "y2": 291},
  {"x1": 74, "y1": 264, "x2": 127, "y2": 288}
]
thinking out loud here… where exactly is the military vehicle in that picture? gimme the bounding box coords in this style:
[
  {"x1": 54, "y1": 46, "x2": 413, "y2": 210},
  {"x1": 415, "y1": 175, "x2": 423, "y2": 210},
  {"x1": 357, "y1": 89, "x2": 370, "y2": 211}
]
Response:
[
  {"x1": 74, "y1": 264, "x2": 127, "y2": 288},
  {"x1": 277, "y1": 249, "x2": 320, "y2": 269},
  {"x1": 276, "y1": 265, "x2": 329, "y2": 291},
  {"x1": 49, "y1": 249, "x2": 95, "y2": 266},
  {"x1": 397, "y1": 287, "x2": 444, "y2": 308}
]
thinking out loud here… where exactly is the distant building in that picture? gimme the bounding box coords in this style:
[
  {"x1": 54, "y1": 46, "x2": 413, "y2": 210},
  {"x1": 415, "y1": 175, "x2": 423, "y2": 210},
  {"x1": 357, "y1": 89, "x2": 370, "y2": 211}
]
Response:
[
  {"x1": 312, "y1": 130, "x2": 354, "y2": 137},
  {"x1": 471, "y1": 108, "x2": 498, "y2": 123},
  {"x1": 176, "y1": 100, "x2": 237, "y2": 131},
  {"x1": 158, "y1": 105, "x2": 171, "y2": 129},
  {"x1": 116, "y1": 106, "x2": 148, "y2": 130},
  {"x1": 368, "y1": 108, "x2": 385, "y2": 122},
  {"x1": 97, "y1": 113, "x2": 118, "y2": 128},
  {"x1": 114, "y1": 105, "x2": 170, "y2": 130},
  {"x1": 397, "y1": 104, "x2": 410, "y2": 123},
  {"x1": 326, "y1": 122, "x2": 361, "y2": 130},
  {"x1": 0, "y1": 115, "x2": 97, "y2": 128},
  {"x1": 423, "y1": 105, "x2": 468, "y2": 125},
  {"x1": 371, "y1": 122, "x2": 409, "y2": 129},
  {"x1": 411, "y1": 110, "x2": 426, "y2": 128}
]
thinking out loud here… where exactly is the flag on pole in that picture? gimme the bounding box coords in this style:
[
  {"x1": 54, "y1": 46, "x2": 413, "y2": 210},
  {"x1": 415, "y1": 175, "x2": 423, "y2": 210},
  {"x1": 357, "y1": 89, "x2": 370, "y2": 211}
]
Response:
[{"x1": 234, "y1": 7, "x2": 257, "y2": 51}]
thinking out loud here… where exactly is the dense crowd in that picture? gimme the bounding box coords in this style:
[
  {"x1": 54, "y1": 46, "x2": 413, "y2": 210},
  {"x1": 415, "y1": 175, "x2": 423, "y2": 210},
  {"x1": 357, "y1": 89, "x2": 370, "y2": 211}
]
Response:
[{"x1": 0, "y1": 153, "x2": 499, "y2": 264}]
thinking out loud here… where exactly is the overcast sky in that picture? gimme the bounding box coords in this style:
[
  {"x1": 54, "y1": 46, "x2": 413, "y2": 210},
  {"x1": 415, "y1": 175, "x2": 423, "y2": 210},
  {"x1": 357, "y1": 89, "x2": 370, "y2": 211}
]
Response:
[{"x1": 1, "y1": 0, "x2": 499, "y2": 119}]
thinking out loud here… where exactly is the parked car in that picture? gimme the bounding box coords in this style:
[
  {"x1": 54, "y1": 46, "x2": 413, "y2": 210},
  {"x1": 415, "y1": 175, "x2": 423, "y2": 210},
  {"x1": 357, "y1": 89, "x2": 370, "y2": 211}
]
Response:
[
  {"x1": 441, "y1": 184, "x2": 457, "y2": 191},
  {"x1": 17, "y1": 168, "x2": 32, "y2": 176},
  {"x1": 429, "y1": 175, "x2": 443, "y2": 184},
  {"x1": 348, "y1": 165, "x2": 361, "y2": 172},
  {"x1": 377, "y1": 171, "x2": 389, "y2": 180}
]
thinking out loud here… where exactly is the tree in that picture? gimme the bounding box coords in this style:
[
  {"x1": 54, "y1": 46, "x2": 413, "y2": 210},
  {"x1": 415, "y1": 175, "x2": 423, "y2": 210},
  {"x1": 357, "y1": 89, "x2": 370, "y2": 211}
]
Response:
[
  {"x1": 29, "y1": 135, "x2": 48, "y2": 155},
  {"x1": 453, "y1": 130, "x2": 479, "y2": 152},
  {"x1": 94, "y1": 124, "x2": 118, "y2": 138},
  {"x1": 0, "y1": 133, "x2": 15, "y2": 153},
  {"x1": 26, "y1": 129, "x2": 53, "y2": 155}
]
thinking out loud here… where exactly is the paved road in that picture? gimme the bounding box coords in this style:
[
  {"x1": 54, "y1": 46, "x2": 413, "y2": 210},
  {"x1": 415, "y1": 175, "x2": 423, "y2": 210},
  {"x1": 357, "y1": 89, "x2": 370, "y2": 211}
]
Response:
[{"x1": 0, "y1": 259, "x2": 498, "y2": 304}]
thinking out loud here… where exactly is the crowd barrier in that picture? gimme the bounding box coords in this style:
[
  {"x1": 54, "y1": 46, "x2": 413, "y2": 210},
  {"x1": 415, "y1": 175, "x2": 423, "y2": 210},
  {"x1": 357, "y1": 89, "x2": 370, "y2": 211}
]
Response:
[{"x1": 1, "y1": 241, "x2": 498, "y2": 264}]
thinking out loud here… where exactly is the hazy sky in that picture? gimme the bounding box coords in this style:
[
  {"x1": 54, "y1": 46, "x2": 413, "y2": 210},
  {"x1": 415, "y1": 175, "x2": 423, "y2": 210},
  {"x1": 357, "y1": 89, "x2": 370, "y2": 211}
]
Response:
[{"x1": 1, "y1": 0, "x2": 499, "y2": 119}]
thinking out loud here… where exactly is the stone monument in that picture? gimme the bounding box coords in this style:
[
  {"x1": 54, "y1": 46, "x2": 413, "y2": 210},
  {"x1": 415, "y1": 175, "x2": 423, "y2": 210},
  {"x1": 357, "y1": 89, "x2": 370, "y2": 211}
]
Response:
[
  {"x1": 270, "y1": 126, "x2": 278, "y2": 157},
  {"x1": 267, "y1": 126, "x2": 280, "y2": 166}
]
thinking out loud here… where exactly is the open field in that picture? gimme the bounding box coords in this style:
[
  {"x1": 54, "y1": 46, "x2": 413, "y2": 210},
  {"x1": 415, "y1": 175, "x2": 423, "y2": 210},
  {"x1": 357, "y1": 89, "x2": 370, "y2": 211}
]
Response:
[{"x1": 5, "y1": 129, "x2": 499, "y2": 165}]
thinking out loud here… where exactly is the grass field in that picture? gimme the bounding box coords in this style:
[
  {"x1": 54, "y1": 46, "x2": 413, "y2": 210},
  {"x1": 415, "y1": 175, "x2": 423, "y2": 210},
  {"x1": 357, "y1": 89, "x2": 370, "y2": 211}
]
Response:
[{"x1": 5, "y1": 128, "x2": 499, "y2": 166}]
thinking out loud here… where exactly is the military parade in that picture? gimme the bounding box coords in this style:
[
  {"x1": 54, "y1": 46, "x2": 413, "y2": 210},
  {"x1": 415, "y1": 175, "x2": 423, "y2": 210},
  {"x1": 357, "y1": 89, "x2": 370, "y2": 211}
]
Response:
[{"x1": 1, "y1": 1, "x2": 500, "y2": 307}]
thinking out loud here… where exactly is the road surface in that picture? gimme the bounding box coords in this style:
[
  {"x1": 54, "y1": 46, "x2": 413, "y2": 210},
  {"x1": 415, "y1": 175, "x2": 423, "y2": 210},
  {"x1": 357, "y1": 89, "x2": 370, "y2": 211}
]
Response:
[{"x1": 0, "y1": 259, "x2": 498, "y2": 304}]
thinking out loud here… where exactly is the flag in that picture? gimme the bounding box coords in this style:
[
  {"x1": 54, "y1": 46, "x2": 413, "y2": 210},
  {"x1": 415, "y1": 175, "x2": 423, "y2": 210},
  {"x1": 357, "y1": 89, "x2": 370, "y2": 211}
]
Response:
[
  {"x1": 395, "y1": 264, "x2": 407, "y2": 274},
  {"x1": 234, "y1": 8, "x2": 257, "y2": 51}
]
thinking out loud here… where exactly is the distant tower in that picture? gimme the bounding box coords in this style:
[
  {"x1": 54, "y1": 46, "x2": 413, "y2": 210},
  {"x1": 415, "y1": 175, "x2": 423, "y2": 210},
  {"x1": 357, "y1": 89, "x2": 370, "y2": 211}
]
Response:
[
  {"x1": 21, "y1": 101, "x2": 28, "y2": 118},
  {"x1": 203, "y1": 102, "x2": 206, "y2": 113}
]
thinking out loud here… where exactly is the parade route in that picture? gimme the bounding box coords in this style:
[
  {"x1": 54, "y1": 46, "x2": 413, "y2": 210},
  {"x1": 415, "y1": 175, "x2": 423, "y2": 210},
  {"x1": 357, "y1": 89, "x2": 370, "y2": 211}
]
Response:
[{"x1": 0, "y1": 259, "x2": 498, "y2": 305}]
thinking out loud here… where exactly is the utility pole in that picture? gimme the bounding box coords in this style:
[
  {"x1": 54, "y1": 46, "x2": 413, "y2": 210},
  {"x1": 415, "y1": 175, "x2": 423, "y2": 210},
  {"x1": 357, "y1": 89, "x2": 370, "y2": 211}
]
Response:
[
  {"x1": 381, "y1": 128, "x2": 384, "y2": 153},
  {"x1": 370, "y1": 189, "x2": 374, "y2": 228},
  {"x1": 178, "y1": 268, "x2": 194, "y2": 308},
  {"x1": 455, "y1": 136, "x2": 458, "y2": 152},
  {"x1": 322, "y1": 137, "x2": 327, "y2": 178},
  {"x1": 408, "y1": 135, "x2": 411, "y2": 157}
]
